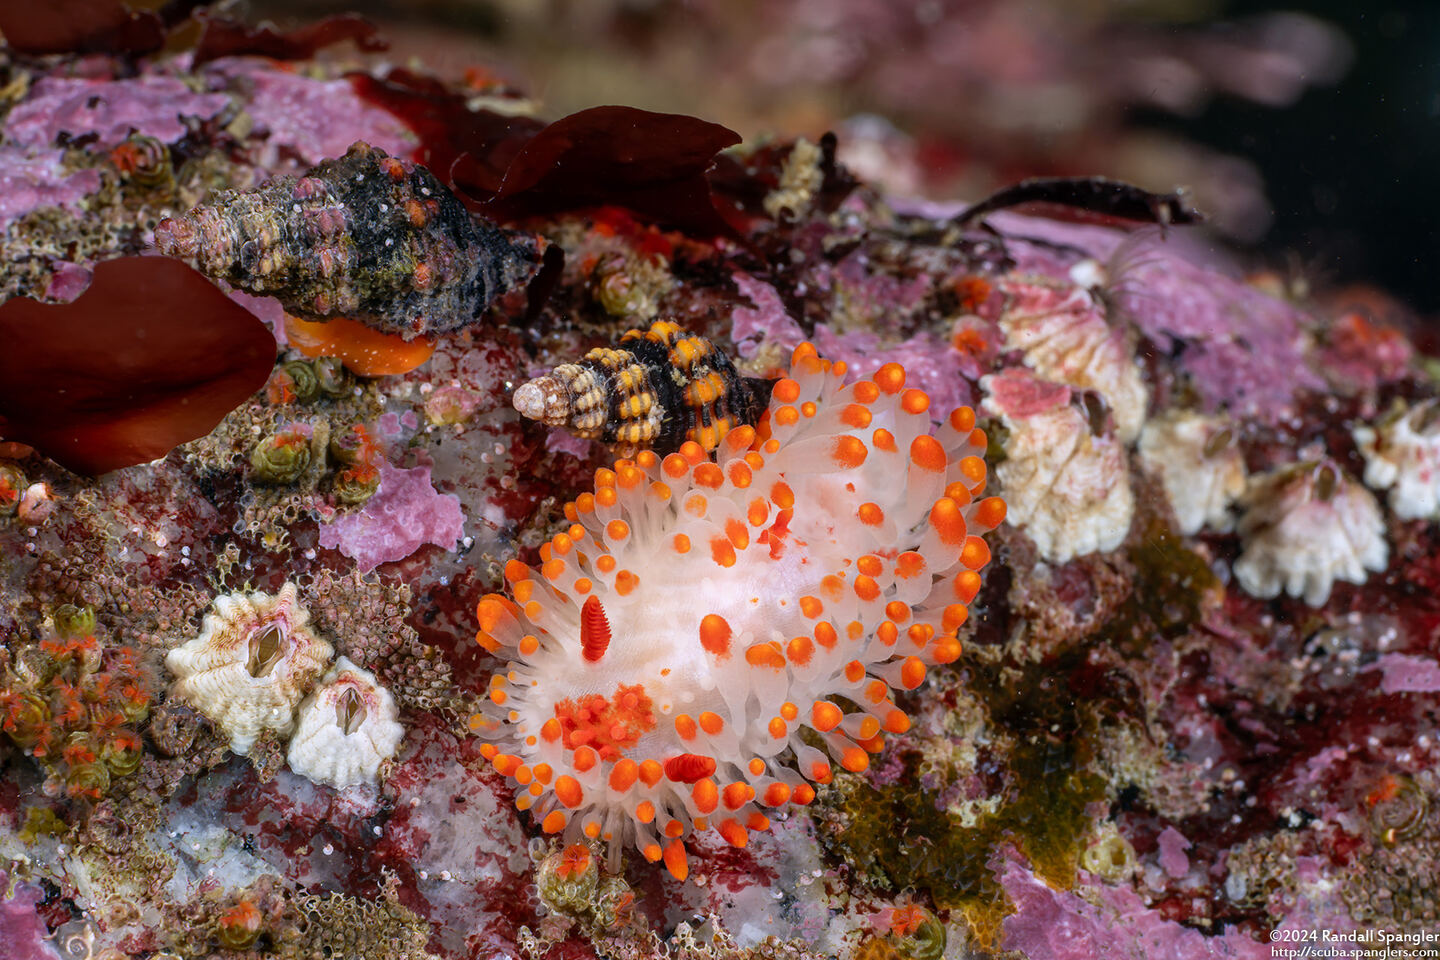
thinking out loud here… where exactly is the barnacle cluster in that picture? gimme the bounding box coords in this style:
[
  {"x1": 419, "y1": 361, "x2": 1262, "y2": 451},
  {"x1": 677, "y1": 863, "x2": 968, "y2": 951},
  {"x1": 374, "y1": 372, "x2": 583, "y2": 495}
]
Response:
[
  {"x1": 164, "y1": 583, "x2": 404, "y2": 788},
  {"x1": 983, "y1": 372, "x2": 1134, "y2": 563},
  {"x1": 0, "y1": 607, "x2": 151, "y2": 801},
  {"x1": 155, "y1": 142, "x2": 537, "y2": 337},
  {"x1": 302, "y1": 568, "x2": 455, "y2": 712}
]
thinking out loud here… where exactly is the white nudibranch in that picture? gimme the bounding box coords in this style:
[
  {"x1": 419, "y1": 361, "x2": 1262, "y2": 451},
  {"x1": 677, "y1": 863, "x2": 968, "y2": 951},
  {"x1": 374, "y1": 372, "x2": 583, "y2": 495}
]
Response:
[{"x1": 473, "y1": 343, "x2": 1007, "y2": 880}]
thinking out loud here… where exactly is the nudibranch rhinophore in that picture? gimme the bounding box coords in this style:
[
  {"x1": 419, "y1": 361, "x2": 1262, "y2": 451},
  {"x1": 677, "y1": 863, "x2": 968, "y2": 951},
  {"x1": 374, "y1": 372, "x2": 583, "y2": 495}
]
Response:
[{"x1": 474, "y1": 343, "x2": 1006, "y2": 880}]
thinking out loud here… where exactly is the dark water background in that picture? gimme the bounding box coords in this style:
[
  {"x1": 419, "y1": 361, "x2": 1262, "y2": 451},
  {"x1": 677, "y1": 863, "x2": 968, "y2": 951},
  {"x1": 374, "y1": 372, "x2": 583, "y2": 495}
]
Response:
[{"x1": 1188, "y1": 1, "x2": 1440, "y2": 312}]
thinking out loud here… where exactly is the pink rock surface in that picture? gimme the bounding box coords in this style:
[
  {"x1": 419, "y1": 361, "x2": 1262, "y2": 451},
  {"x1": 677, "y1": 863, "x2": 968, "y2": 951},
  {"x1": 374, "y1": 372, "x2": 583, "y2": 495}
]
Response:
[
  {"x1": 1000, "y1": 852, "x2": 1266, "y2": 960},
  {"x1": 6, "y1": 75, "x2": 232, "y2": 149},
  {"x1": 1371, "y1": 653, "x2": 1440, "y2": 694},
  {"x1": 208, "y1": 64, "x2": 417, "y2": 165},
  {"x1": 0, "y1": 149, "x2": 102, "y2": 230}
]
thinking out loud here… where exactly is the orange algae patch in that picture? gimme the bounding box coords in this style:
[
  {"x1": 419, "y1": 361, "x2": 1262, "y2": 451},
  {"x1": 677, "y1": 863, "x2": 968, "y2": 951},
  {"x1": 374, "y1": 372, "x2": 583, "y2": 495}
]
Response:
[
  {"x1": 284, "y1": 314, "x2": 435, "y2": 376},
  {"x1": 552, "y1": 683, "x2": 657, "y2": 761}
]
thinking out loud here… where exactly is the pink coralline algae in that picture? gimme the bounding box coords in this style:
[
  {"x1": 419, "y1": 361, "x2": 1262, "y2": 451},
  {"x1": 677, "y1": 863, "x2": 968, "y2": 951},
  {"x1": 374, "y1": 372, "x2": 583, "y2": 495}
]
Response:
[
  {"x1": 1000, "y1": 854, "x2": 1266, "y2": 960},
  {"x1": 730, "y1": 271, "x2": 803, "y2": 358},
  {"x1": 0, "y1": 150, "x2": 102, "y2": 230},
  {"x1": 1156, "y1": 826, "x2": 1192, "y2": 879},
  {"x1": 1109, "y1": 247, "x2": 1325, "y2": 422},
  {"x1": 0, "y1": 874, "x2": 55, "y2": 960},
  {"x1": 4, "y1": 74, "x2": 232, "y2": 149},
  {"x1": 318, "y1": 462, "x2": 465, "y2": 572},
  {"x1": 1370, "y1": 654, "x2": 1440, "y2": 694},
  {"x1": 204, "y1": 63, "x2": 417, "y2": 166}
]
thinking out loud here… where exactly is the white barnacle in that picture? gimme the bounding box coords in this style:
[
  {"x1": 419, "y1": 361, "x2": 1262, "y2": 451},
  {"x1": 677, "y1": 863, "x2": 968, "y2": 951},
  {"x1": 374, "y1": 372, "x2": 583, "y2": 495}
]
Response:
[
  {"x1": 165, "y1": 583, "x2": 333, "y2": 755},
  {"x1": 286, "y1": 657, "x2": 404, "y2": 790},
  {"x1": 998, "y1": 276, "x2": 1149, "y2": 444},
  {"x1": 1353, "y1": 398, "x2": 1440, "y2": 520},
  {"x1": 984, "y1": 369, "x2": 1134, "y2": 563},
  {"x1": 1137, "y1": 409, "x2": 1247, "y2": 535},
  {"x1": 1233, "y1": 460, "x2": 1388, "y2": 607}
]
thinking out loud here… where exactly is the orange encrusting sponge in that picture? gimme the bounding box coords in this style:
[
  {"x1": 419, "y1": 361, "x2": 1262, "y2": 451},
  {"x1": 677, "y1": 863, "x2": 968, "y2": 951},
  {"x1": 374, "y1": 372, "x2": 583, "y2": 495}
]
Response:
[{"x1": 284, "y1": 314, "x2": 435, "y2": 376}]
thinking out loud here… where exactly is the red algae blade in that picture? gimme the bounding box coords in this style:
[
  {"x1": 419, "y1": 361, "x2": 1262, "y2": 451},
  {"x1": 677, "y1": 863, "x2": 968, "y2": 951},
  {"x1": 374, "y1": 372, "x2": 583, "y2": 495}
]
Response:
[{"x1": 0, "y1": 257, "x2": 274, "y2": 474}]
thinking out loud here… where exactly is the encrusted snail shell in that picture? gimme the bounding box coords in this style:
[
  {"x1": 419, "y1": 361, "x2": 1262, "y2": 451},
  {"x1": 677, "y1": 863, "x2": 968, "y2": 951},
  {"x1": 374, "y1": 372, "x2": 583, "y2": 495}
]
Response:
[
  {"x1": 512, "y1": 320, "x2": 774, "y2": 456},
  {"x1": 154, "y1": 141, "x2": 536, "y2": 337},
  {"x1": 165, "y1": 583, "x2": 333, "y2": 755},
  {"x1": 285, "y1": 657, "x2": 403, "y2": 790}
]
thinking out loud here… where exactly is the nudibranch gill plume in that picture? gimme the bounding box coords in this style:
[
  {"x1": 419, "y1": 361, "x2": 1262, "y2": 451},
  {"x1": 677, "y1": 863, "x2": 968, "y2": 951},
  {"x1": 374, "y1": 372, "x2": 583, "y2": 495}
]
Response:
[{"x1": 474, "y1": 343, "x2": 1006, "y2": 880}]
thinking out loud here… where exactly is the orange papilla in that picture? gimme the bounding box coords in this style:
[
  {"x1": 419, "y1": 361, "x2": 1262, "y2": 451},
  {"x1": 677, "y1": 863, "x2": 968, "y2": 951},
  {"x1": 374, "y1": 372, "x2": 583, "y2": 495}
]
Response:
[
  {"x1": 814, "y1": 621, "x2": 838, "y2": 648},
  {"x1": 910, "y1": 435, "x2": 947, "y2": 472},
  {"x1": 699, "y1": 613, "x2": 732, "y2": 657},
  {"x1": 961, "y1": 535, "x2": 992, "y2": 570},
  {"x1": 719, "y1": 818, "x2": 749, "y2": 848},
  {"x1": 745, "y1": 641, "x2": 787, "y2": 669},
  {"x1": 811, "y1": 701, "x2": 843, "y2": 731},
  {"x1": 833, "y1": 434, "x2": 868, "y2": 468},
  {"x1": 841, "y1": 403, "x2": 872, "y2": 428},
  {"x1": 692, "y1": 778, "x2": 719, "y2": 814},
  {"x1": 949, "y1": 406, "x2": 976, "y2": 433},
  {"x1": 610, "y1": 758, "x2": 639, "y2": 790},
  {"x1": 900, "y1": 389, "x2": 930, "y2": 415},
  {"x1": 663, "y1": 453, "x2": 689, "y2": 478},
  {"x1": 953, "y1": 569, "x2": 982, "y2": 603},
  {"x1": 974, "y1": 495, "x2": 1007, "y2": 530},
  {"x1": 663, "y1": 839, "x2": 689, "y2": 881},
  {"x1": 929, "y1": 497, "x2": 968, "y2": 545},
  {"x1": 554, "y1": 775, "x2": 585, "y2": 808},
  {"x1": 874, "y1": 362, "x2": 906, "y2": 394},
  {"x1": 284, "y1": 314, "x2": 435, "y2": 376},
  {"x1": 853, "y1": 381, "x2": 880, "y2": 403},
  {"x1": 694, "y1": 463, "x2": 724, "y2": 489},
  {"x1": 762, "y1": 782, "x2": 793, "y2": 806},
  {"x1": 678, "y1": 440, "x2": 707, "y2": 464}
]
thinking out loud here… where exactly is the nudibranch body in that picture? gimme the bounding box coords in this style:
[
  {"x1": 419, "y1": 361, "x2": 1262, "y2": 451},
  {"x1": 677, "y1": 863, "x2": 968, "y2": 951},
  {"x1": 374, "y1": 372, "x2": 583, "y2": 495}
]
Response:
[{"x1": 475, "y1": 344, "x2": 1005, "y2": 880}]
